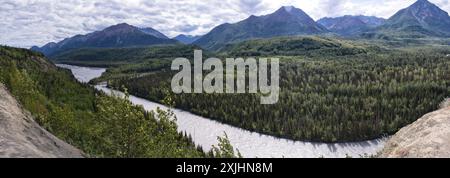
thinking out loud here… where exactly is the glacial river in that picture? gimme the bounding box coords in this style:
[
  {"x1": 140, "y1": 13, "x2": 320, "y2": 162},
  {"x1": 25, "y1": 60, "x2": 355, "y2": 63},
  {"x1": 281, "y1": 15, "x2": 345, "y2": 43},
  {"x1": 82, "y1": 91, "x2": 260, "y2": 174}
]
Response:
[{"x1": 57, "y1": 64, "x2": 387, "y2": 158}]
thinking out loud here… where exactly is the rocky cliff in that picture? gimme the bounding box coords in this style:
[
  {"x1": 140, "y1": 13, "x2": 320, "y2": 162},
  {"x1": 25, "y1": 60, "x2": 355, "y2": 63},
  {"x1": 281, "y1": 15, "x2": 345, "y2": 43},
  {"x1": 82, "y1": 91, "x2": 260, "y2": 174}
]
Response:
[
  {"x1": 0, "y1": 83, "x2": 83, "y2": 158},
  {"x1": 380, "y1": 99, "x2": 450, "y2": 158}
]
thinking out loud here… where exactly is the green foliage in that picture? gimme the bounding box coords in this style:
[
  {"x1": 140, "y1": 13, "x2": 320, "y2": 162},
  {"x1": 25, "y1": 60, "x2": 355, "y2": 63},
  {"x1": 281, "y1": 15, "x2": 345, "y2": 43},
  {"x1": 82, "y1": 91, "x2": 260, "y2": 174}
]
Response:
[
  {"x1": 220, "y1": 36, "x2": 376, "y2": 57},
  {"x1": 110, "y1": 47, "x2": 450, "y2": 142},
  {"x1": 0, "y1": 46, "x2": 206, "y2": 158},
  {"x1": 90, "y1": 59, "x2": 172, "y2": 84},
  {"x1": 50, "y1": 44, "x2": 203, "y2": 67},
  {"x1": 210, "y1": 132, "x2": 242, "y2": 158},
  {"x1": 96, "y1": 92, "x2": 154, "y2": 157},
  {"x1": 94, "y1": 91, "x2": 205, "y2": 158}
]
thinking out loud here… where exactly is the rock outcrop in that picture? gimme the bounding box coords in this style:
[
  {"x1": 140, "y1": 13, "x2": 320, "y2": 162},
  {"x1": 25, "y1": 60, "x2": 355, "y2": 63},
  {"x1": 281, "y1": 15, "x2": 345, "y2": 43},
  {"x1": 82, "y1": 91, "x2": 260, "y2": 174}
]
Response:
[
  {"x1": 0, "y1": 83, "x2": 84, "y2": 158},
  {"x1": 380, "y1": 102, "x2": 450, "y2": 158}
]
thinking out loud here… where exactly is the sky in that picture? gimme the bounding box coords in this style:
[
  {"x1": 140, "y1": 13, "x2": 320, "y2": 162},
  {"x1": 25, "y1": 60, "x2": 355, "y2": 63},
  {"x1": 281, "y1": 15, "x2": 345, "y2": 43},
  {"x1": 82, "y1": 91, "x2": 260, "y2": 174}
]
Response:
[{"x1": 1, "y1": 0, "x2": 450, "y2": 48}]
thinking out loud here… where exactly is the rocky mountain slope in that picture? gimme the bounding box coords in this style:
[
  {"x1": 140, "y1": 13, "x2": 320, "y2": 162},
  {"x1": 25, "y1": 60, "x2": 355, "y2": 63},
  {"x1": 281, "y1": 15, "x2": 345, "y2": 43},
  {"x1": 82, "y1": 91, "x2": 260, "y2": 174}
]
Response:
[
  {"x1": 370, "y1": 0, "x2": 450, "y2": 38},
  {"x1": 193, "y1": 6, "x2": 328, "y2": 50},
  {"x1": 0, "y1": 83, "x2": 84, "y2": 158},
  {"x1": 380, "y1": 99, "x2": 450, "y2": 158}
]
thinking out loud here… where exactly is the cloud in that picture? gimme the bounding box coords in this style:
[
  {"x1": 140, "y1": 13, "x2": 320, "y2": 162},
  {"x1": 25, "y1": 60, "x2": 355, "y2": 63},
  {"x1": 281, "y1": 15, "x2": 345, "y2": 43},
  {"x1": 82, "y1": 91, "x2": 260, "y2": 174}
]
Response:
[{"x1": 0, "y1": 0, "x2": 449, "y2": 48}]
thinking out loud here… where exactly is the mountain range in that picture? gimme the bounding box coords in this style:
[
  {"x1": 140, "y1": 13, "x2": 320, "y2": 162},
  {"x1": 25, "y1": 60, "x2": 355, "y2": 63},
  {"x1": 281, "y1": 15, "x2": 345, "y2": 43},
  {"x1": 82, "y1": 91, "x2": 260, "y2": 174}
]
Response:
[
  {"x1": 31, "y1": 0, "x2": 450, "y2": 55},
  {"x1": 31, "y1": 23, "x2": 178, "y2": 56},
  {"x1": 193, "y1": 6, "x2": 329, "y2": 50},
  {"x1": 174, "y1": 34, "x2": 202, "y2": 44},
  {"x1": 318, "y1": 16, "x2": 386, "y2": 36}
]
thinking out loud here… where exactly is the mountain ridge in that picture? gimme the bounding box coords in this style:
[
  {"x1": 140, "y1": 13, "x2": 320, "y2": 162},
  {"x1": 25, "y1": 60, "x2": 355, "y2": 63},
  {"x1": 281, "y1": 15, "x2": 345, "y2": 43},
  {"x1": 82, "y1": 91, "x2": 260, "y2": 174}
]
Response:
[
  {"x1": 30, "y1": 0, "x2": 450, "y2": 54},
  {"x1": 317, "y1": 15, "x2": 386, "y2": 36},
  {"x1": 369, "y1": 0, "x2": 450, "y2": 38},
  {"x1": 193, "y1": 6, "x2": 328, "y2": 50},
  {"x1": 31, "y1": 23, "x2": 177, "y2": 56}
]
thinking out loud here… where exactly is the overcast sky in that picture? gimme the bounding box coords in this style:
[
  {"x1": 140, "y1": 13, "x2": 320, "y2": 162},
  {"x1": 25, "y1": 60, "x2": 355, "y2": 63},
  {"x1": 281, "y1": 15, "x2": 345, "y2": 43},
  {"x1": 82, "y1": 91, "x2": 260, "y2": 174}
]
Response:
[{"x1": 1, "y1": 0, "x2": 449, "y2": 48}]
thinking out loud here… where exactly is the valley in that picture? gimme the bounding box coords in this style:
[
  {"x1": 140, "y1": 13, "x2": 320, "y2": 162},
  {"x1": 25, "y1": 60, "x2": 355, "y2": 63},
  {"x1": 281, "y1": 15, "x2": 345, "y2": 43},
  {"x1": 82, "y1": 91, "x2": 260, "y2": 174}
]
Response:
[
  {"x1": 35, "y1": 0, "x2": 450, "y2": 152},
  {"x1": 0, "y1": 46, "x2": 210, "y2": 158},
  {"x1": 58, "y1": 64, "x2": 386, "y2": 158},
  {"x1": 80, "y1": 37, "x2": 450, "y2": 143},
  {"x1": 2, "y1": 0, "x2": 450, "y2": 159}
]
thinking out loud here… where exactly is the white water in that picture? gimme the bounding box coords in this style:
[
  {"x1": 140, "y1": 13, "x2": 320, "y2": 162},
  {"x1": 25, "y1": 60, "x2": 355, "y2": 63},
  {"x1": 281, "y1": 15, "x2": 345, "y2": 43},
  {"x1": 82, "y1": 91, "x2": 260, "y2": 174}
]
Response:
[{"x1": 57, "y1": 64, "x2": 387, "y2": 158}]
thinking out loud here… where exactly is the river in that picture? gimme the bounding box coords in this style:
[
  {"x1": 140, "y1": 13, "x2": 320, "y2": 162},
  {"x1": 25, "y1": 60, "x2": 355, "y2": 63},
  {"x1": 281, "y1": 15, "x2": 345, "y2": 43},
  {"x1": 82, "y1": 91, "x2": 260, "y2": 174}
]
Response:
[{"x1": 57, "y1": 64, "x2": 387, "y2": 158}]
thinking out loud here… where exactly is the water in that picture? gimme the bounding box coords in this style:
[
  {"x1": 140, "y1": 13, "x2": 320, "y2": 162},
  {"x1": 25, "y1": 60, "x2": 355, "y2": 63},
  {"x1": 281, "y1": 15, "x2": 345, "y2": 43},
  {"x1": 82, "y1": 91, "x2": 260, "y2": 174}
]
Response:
[
  {"x1": 58, "y1": 64, "x2": 106, "y2": 83},
  {"x1": 57, "y1": 64, "x2": 387, "y2": 158}
]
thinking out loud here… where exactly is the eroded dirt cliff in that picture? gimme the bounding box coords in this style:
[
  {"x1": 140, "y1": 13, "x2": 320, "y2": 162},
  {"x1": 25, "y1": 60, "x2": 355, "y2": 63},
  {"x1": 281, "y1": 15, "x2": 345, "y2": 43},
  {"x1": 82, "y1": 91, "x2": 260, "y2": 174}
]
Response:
[
  {"x1": 380, "y1": 101, "x2": 450, "y2": 158},
  {"x1": 0, "y1": 83, "x2": 83, "y2": 158}
]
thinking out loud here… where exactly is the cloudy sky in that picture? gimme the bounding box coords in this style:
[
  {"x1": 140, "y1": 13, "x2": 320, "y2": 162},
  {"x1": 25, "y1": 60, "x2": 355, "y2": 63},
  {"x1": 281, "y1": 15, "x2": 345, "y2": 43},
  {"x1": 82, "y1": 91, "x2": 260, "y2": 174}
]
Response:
[{"x1": 1, "y1": 0, "x2": 450, "y2": 48}]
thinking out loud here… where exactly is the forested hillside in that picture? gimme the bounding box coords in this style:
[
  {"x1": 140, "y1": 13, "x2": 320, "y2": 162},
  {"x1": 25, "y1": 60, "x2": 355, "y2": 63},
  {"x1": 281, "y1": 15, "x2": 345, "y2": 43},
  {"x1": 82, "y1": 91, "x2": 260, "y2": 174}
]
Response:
[
  {"x1": 50, "y1": 44, "x2": 203, "y2": 67},
  {"x1": 0, "y1": 46, "x2": 218, "y2": 157},
  {"x1": 106, "y1": 46, "x2": 450, "y2": 142},
  {"x1": 219, "y1": 36, "x2": 376, "y2": 57},
  {"x1": 92, "y1": 37, "x2": 378, "y2": 84}
]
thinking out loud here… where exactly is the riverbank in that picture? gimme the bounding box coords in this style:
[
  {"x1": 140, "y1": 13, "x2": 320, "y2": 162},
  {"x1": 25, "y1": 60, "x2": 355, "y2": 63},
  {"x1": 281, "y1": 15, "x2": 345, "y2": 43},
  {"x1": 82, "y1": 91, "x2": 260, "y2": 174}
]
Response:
[{"x1": 57, "y1": 64, "x2": 387, "y2": 158}]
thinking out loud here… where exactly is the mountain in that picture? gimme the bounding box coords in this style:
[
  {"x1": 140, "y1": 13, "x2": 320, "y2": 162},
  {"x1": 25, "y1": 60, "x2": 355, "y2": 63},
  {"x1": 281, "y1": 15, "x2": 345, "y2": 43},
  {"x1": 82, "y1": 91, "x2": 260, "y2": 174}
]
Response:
[
  {"x1": 30, "y1": 42, "x2": 58, "y2": 56},
  {"x1": 174, "y1": 34, "x2": 202, "y2": 44},
  {"x1": 318, "y1": 15, "x2": 386, "y2": 36},
  {"x1": 193, "y1": 6, "x2": 328, "y2": 50},
  {"x1": 356, "y1": 16, "x2": 386, "y2": 27},
  {"x1": 139, "y1": 27, "x2": 170, "y2": 39},
  {"x1": 31, "y1": 23, "x2": 177, "y2": 56},
  {"x1": 372, "y1": 0, "x2": 450, "y2": 38}
]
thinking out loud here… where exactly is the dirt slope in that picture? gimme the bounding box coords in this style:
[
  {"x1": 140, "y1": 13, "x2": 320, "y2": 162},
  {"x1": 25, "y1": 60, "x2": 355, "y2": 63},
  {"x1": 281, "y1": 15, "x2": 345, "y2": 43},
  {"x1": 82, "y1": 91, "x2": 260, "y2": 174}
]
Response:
[
  {"x1": 0, "y1": 83, "x2": 84, "y2": 158},
  {"x1": 380, "y1": 102, "x2": 450, "y2": 158}
]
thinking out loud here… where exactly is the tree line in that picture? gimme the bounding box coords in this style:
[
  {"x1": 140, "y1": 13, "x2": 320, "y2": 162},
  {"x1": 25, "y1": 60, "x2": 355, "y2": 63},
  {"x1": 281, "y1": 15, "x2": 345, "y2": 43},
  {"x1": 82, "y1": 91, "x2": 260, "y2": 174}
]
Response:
[
  {"x1": 110, "y1": 48, "x2": 450, "y2": 142},
  {"x1": 0, "y1": 46, "x2": 240, "y2": 158}
]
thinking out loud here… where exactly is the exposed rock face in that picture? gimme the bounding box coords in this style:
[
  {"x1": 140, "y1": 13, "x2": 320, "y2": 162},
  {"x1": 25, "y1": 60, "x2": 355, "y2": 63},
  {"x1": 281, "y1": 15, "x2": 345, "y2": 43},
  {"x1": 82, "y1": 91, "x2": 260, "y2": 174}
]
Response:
[
  {"x1": 380, "y1": 104, "x2": 450, "y2": 158},
  {"x1": 0, "y1": 84, "x2": 84, "y2": 158}
]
